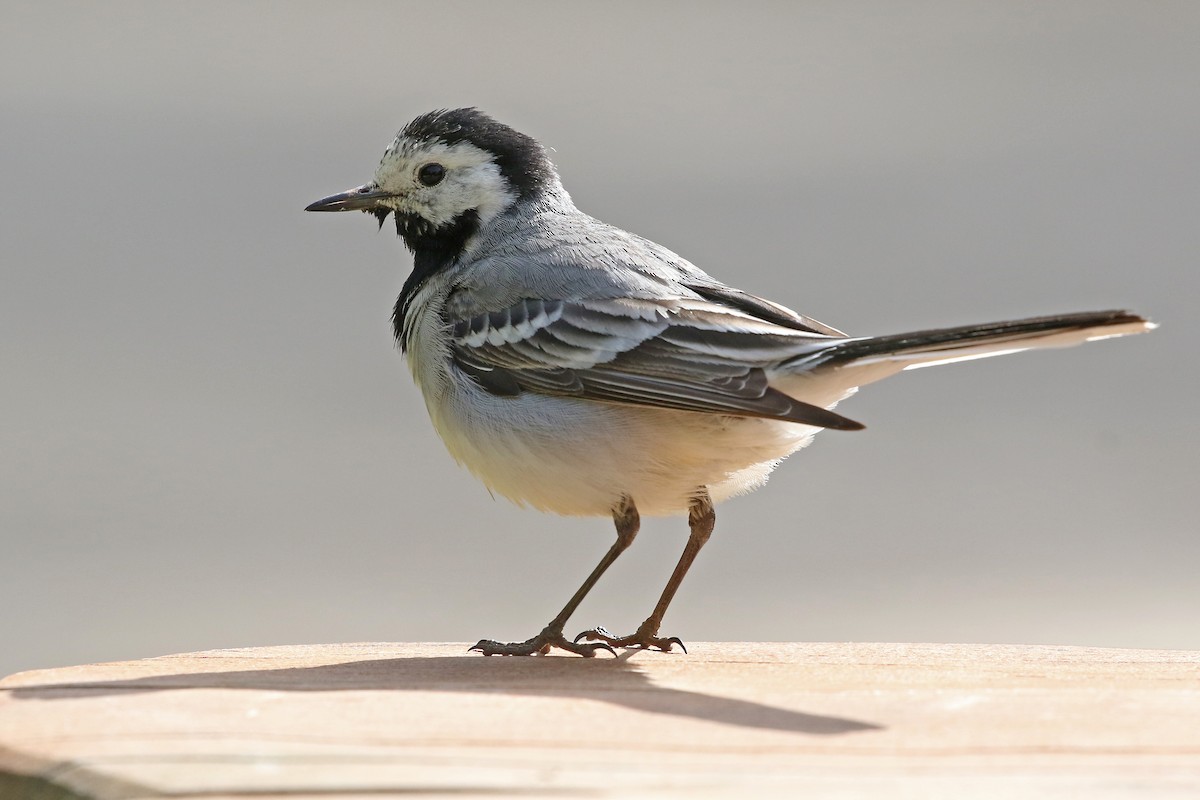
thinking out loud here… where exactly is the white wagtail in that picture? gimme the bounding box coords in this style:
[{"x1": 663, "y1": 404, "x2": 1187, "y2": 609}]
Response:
[{"x1": 307, "y1": 108, "x2": 1153, "y2": 657}]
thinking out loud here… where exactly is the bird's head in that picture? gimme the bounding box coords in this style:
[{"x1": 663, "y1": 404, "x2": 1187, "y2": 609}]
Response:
[{"x1": 306, "y1": 108, "x2": 556, "y2": 253}]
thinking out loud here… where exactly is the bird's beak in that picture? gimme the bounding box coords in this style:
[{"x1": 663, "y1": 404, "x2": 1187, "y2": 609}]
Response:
[{"x1": 305, "y1": 184, "x2": 396, "y2": 212}]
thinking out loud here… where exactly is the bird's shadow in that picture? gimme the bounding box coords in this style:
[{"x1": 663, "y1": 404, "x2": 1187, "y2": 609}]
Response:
[{"x1": 11, "y1": 650, "x2": 881, "y2": 736}]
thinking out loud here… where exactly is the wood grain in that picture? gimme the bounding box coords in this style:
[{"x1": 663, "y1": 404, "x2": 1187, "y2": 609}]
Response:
[{"x1": 2, "y1": 642, "x2": 1198, "y2": 798}]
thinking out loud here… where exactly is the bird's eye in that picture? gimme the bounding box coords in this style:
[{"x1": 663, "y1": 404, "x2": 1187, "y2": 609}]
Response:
[{"x1": 418, "y1": 163, "x2": 445, "y2": 186}]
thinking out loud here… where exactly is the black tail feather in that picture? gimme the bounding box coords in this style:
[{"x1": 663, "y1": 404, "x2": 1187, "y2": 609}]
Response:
[{"x1": 809, "y1": 310, "x2": 1148, "y2": 367}]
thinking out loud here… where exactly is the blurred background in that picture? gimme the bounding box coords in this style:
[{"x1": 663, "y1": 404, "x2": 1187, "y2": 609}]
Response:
[{"x1": 2, "y1": 2, "x2": 1196, "y2": 678}]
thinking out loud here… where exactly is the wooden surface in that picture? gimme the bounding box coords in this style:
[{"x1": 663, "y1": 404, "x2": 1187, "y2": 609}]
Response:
[{"x1": 1, "y1": 642, "x2": 1198, "y2": 799}]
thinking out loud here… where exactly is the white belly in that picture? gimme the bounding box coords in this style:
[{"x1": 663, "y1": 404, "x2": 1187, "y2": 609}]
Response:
[{"x1": 428, "y1": 378, "x2": 820, "y2": 517}]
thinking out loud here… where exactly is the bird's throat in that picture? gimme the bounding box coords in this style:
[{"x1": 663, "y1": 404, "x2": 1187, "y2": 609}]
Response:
[{"x1": 392, "y1": 209, "x2": 481, "y2": 350}]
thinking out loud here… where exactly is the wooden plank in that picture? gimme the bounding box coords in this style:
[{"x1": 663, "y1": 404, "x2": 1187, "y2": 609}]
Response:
[{"x1": 1, "y1": 643, "x2": 1198, "y2": 798}]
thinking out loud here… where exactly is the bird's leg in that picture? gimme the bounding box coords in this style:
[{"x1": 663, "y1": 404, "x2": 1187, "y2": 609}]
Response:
[
  {"x1": 470, "y1": 496, "x2": 640, "y2": 657},
  {"x1": 576, "y1": 489, "x2": 715, "y2": 653}
]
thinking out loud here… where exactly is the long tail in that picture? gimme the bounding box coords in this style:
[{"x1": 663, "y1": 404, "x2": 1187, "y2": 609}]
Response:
[
  {"x1": 814, "y1": 309, "x2": 1153, "y2": 371},
  {"x1": 781, "y1": 310, "x2": 1155, "y2": 419}
]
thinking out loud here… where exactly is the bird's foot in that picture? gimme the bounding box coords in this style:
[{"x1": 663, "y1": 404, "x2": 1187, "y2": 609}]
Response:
[
  {"x1": 573, "y1": 624, "x2": 687, "y2": 654},
  {"x1": 470, "y1": 625, "x2": 618, "y2": 657}
]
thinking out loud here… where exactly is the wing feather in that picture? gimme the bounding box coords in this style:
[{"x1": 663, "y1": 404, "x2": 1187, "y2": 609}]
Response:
[{"x1": 448, "y1": 297, "x2": 863, "y2": 430}]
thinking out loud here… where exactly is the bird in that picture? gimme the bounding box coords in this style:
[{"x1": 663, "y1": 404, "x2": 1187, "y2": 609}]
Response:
[{"x1": 306, "y1": 107, "x2": 1153, "y2": 657}]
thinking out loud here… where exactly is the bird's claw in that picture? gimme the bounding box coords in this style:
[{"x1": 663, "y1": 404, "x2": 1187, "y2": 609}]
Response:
[
  {"x1": 469, "y1": 627, "x2": 618, "y2": 658},
  {"x1": 574, "y1": 625, "x2": 688, "y2": 654}
]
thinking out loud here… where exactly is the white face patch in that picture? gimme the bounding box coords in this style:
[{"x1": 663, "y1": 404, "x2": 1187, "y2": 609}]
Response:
[{"x1": 374, "y1": 137, "x2": 518, "y2": 233}]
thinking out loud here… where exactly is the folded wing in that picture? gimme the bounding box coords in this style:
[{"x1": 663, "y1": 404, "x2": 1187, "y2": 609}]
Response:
[{"x1": 449, "y1": 296, "x2": 865, "y2": 430}]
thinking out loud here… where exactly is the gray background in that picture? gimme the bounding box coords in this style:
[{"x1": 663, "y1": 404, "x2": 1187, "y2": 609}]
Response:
[{"x1": 2, "y1": 2, "x2": 1196, "y2": 679}]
